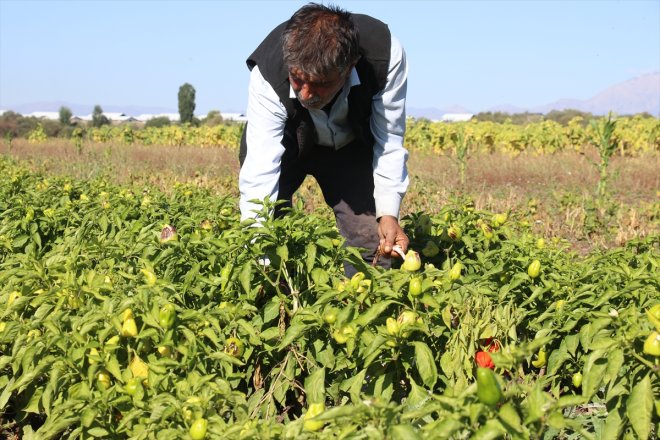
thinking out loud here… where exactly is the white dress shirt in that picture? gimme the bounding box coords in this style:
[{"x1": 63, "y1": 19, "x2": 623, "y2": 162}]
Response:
[{"x1": 239, "y1": 35, "x2": 409, "y2": 221}]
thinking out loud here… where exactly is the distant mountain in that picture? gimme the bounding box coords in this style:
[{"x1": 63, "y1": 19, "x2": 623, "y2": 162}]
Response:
[
  {"x1": 409, "y1": 72, "x2": 660, "y2": 119},
  {"x1": 532, "y1": 72, "x2": 659, "y2": 116}
]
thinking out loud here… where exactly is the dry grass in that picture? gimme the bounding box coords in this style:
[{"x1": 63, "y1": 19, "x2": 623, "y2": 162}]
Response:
[{"x1": 3, "y1": 139, "x2": 658, "y2": 253}]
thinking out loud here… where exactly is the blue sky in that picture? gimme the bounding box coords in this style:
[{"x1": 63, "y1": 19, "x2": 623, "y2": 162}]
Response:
[{"x1": 1, "y1": 0, "x2": 658, "y2": 114}]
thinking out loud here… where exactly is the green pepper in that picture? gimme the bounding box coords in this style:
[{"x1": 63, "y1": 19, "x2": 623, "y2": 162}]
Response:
[
  {"x1": 220, "y1": 263, "x2": 233, "y2": 291},
  {"x1": 121, "y1": 317, "x2": 138, "y2": 338},
  {"x1": 386, "y1": 317, "x2": 400, "y2": 336},
  {"x1": 572, "y1": 372, "x2": 583, "y2": 388},
  {"x1": 409, "y1": 277, "x2": 423, "y2": 297},
  {"x1": 159, "y1": 303, "x2": 176, "y2": 329},
  {"x1": 125, "y1": 377, "x2": 142, "y2": 396},
  {"x1": 224, "y1": 337, "x2": 245, "y2": 358},
  {"x1": 527, "y1": 260, "x2": 541, "y2": 279},
  {"x1": 531, "y1": 347, "x2": 547, "y2": 368},
  {"x1": 643, "y1": 331, "x2": 660, "y2": 357},
  {"x1": 189, "y1": 418, "x2": 208, "y2": 440},
  {"x1": 322, "y1": 307, "x2": 338, "y2": 325},
  {"x1": 303, "y1": 402, "x2": 326, "y2": 432},
  {"x1": 449, "y1": 262, "x2": 462, "y2": 281},
  {"x1": 401, "y1": 250, "x2": 421, "y2": 271},
  {"x1": 476, "y1": 367, "x2": 502, "y2": 407},
  {"x1": 96, "y1": 370, "x2": 112, "y2": 391},
  {"x1": 647, "y1": 304, "x2": 660, "y2": 332}
]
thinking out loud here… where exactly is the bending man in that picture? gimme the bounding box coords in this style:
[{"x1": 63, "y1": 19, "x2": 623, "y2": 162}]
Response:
[{"x1": 239, "y1": 2, "x2": 410, "y2": 273}]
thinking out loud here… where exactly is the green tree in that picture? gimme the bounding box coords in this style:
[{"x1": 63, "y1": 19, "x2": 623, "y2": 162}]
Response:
[
  {"x1": 203, "y1": 110, "x2": 224, "y2": 127},
  {"x1": 92, "y1": 105, "x2": 110, "y2": 128},
  {"x1": 144, "y1": 116, "x2": 171, "y2": 128},
  {"x1": 178, "y1": 83, "x2": 196, "y2": 124},
  {"x1": 545, "y1": 109, "x2": 593, "y2": 126},
  {"x1": 59, "y1": 106, "x2": 73, "y2": 126}
]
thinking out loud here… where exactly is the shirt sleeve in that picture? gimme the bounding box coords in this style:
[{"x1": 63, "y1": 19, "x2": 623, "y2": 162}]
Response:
[
  {"x1": 238, "y1": 65, "x2": 288, "y2": 221},
  {"x1": 370, "y1": 34, "x2": 409, "y2": 220}
]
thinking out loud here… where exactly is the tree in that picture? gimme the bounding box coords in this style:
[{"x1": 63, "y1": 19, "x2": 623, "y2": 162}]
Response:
[
  {"x1": 59, "y1": 106, "x2": 73, "y2": 126},
  {"x1": 92, "y1": 105, "x2": 110, "y2": 128},
  {"x1": 178, "y1": 83, "x2": 196, "y2": 124},
  {"x1": 203, "y1": 110, "x2": 224, "y2": 127},
  {"x1": 144, "y1": 116, "x2": 171, "y2": 128}
]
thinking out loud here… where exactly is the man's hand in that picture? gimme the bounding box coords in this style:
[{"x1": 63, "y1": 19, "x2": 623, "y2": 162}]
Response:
[{"x1": 378, "y1": 215, "x2": 409, "y2": 258}]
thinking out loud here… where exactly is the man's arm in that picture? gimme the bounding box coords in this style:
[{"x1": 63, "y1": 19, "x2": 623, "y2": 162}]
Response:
[
  {"x1": 239, "y1": 65, "x2": 288, "y2": 222},
  {"x1": 370, "y1": 35, "x2": 410, "y2": 255}
]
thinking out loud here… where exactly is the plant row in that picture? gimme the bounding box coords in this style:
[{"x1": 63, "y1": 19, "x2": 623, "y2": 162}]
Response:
[{"x1": 0, "y1": 157, "x2": 658, "y2": 439}]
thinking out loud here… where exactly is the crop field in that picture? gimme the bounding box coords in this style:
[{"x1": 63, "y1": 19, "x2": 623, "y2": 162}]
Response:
[{"x1": 0, "y1": 118, "x2": 659, "y2": 439}]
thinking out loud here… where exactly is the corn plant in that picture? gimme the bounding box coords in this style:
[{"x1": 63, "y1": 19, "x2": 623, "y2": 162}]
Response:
[
  {"x1": 588, "y1": 113, "x2": 619, "y2": 199},
  {"x1": 4, "y1": 132, "x2": 12, "y2": 152},
  {"x1": 450, "y1": 124, "x2": 473, "y2": 186},
  {"x1": 72, "y1": 127, "x2": 84, "y2": 155}
]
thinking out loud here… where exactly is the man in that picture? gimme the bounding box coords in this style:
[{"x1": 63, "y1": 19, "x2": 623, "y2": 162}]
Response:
[{"x1": 239, "y1": 2, "x2": 409, "y2": 272}]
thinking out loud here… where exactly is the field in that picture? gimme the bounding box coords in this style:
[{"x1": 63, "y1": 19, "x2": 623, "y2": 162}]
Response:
[{"x1": 0, "y1": 129, "x2": 659, "y2": 439}]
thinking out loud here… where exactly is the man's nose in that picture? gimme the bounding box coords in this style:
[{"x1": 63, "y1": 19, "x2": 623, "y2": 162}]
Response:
[{"x1": 299, "y1": 83, "x2": 315, "y2": 100}]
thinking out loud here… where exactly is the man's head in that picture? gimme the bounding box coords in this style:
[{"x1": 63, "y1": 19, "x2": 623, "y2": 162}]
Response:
[{"x1": 282, "y1": 3, "x2": 360, "y2": 109}]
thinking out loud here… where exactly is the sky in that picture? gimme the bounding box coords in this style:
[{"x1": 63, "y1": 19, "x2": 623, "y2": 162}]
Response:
[{"x1": 1, "y1": 0, "x2": 659, "y2": 115}]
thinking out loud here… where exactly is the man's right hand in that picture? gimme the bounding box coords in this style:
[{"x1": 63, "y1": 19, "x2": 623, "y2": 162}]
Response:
[{"x1": 377, "y1": 215, "x2": 409, "y2": 258}]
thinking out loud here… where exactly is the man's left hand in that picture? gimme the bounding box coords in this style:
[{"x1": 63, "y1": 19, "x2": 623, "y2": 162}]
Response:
[{"x1": 378, "y1": 215, "x2": 409, "y2": 258}]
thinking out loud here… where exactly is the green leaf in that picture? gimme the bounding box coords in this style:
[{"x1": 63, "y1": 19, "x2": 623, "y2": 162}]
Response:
[
  {"x1": 276, "y1": 244, "x2": 288, "y2": 262},
  {"x1": 581, "y1": 354, "x2": 607, "y2": 399},
  {"x1": 311, "y1": 267, "x2": 329, "y2": 286},
  {"x1": 263, "y1": 297, "x2": 281, "y2": 324},
  {"x1": 498, "y1": 403, "x2": 522, "y2": 433},
  {"x1": 0, "y1": 377, "x2": 16, "y2": 411},
  {"x1": 81, "y1": 407, "x2": 97, "y2": 428},
  {"x1": 601, "y1": 408, "x2": 622, "y2": 440},
  {"x1": 603, "y1": 348, "x2": 624, "y2": 384},
  {"x1": 105, "y1": 356, "x2": 123, "y2": 381},
  {"x1": 471, "y1": 419, "x2": 505, "y2": 440},
  {"x1": 304, "y1": 367, "x2": 325, "y2": 405},
  {"x1": 352, "y1": 300, "x2": 394, "y2": 327},
  {"x1": 390, "y1": 424, "x2": 421, "y2": 440},
  {"x1": 412, "y1": 341, "x2": 437, "y2": 389},
  {"x1": 313, "y1": 403, "x2": 365, "y2": 421},
  {"x1": 305, "y1": 243, "x2": 317, "y2": 272},
  {"x1": 546, "y1": 341, "x2": 570, "y2": 376},
  {"x1": 345, "y1": 368, "x2": 366, "y2": 403},
  {"x1": 87, "y1": 427, "x2": 110, "y2": 437},
  {"x1": 239, "y1": 260, "x2": 252, "y2": 295},
  {"x1": 626, "y1": 375, "x2": 653, "y2": 440},
  {"x1": 277, "y1": 323, "x2": 307, "y2": 349},
  {"x1": 405, "y1": 378, "x2": 430, "y2": 408},
  {"x1": 23, "y1": 386, "x2": 43, "y2": 414}
]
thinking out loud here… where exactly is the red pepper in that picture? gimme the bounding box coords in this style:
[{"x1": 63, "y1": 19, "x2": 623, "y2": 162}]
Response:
[{"x1": 475, "y1": 351, "x2": 495, "y2": 369}]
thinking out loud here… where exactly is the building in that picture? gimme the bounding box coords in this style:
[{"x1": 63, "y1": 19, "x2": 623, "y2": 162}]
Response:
[
  {"x1": 440, "y1": 113, "x2": 475, "y2": 123},
  {"x1": 135, "y1": 113, "x2": 181, "y2": 123},
  {"x1": 220, "y1": 112, "x2": 248, "y2": 123}
]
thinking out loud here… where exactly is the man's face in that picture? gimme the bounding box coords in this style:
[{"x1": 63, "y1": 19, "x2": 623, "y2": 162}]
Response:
[{"x1": 289, "y1": 67, "x2": 351, "y2": 110}]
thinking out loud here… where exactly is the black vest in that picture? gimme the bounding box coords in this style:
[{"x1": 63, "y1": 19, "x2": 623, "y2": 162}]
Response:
[{"x1": 239, "y1": 14, "x2": 391, "y2": 164}]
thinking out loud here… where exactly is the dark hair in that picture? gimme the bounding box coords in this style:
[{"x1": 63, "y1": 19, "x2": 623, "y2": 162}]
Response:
[{"x1": 282, "y1": 3, "x2": 360, "y2": 77}]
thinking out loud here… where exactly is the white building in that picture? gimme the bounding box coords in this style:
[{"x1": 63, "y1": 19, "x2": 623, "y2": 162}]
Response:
[
  {"x1": 135, "y1": 113, "x2": 181, "y2": 122},
  {"x1": 441, "y1": 113, "x2": 475, "y2": 123},
  {"x1": 26, "y1": 111, "x2": 60, "y2": 120},
  {"x1": 221, "y1": 112, "x2": 248, "y2": 122}
]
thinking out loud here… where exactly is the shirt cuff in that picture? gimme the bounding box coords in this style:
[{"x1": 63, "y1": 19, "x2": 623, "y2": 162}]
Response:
[{"x1": 375, "y1": 194, "x2": 403, "y2": 220}]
